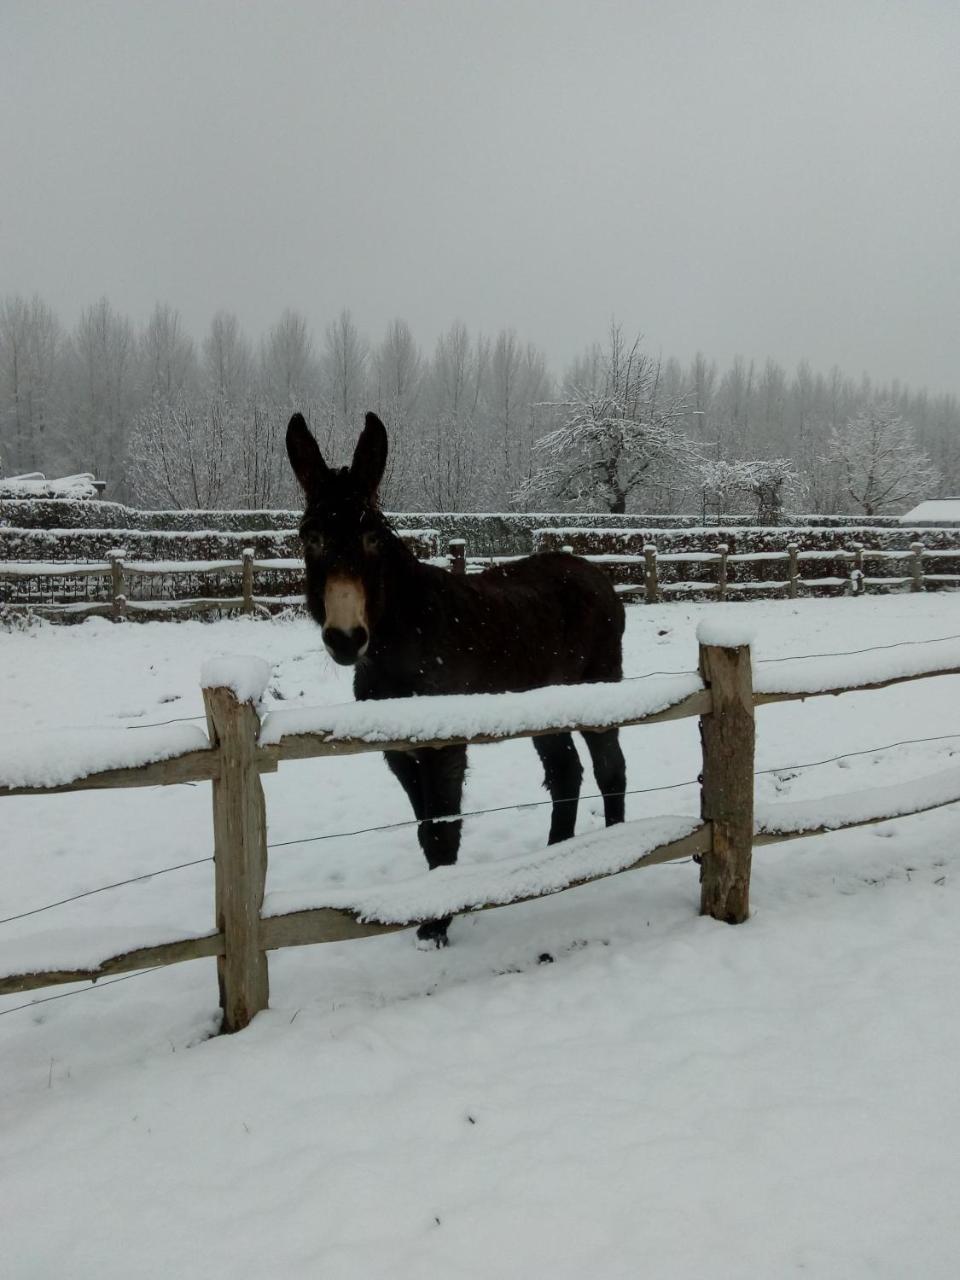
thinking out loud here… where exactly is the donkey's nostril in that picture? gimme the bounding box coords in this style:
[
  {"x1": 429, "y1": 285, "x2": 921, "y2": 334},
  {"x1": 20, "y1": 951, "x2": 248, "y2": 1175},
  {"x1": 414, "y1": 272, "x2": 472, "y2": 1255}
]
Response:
[{"x1": 322, "y1": 626, "x2": 369, "y2": 665}]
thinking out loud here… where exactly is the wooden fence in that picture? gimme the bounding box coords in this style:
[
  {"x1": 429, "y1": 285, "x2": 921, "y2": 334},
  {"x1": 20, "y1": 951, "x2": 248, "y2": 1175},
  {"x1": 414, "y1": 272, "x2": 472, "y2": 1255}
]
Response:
[
  {"x1": 0, "y1": 548, "x2": 291, "y2": 620},
  {"x1": 4, "y1": 537, "x2": 960, "y2": 621},
  {"x1": 583, "y1": 541, "x2": 960, "y2": 601},
  {"x1": 0, "y1": 540, "x2": 459, "y2": 620},
  {"x1": 3, "y1": 635, "x2": 959, "y2": 1032}
]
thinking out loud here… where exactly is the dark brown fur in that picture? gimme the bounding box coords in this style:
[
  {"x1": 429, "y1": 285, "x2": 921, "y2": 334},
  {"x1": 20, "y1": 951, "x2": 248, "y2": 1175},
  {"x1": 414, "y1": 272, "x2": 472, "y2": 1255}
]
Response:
[{"x1": 287, "y1": 411, "x2": 627, "y2": 945}]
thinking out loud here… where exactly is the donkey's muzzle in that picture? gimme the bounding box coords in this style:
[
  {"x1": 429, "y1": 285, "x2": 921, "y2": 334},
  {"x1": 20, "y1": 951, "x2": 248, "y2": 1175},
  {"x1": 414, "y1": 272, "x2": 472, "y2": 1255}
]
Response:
[{"x1": 323, "y1": 625, "x2": 369, "y2": 665}]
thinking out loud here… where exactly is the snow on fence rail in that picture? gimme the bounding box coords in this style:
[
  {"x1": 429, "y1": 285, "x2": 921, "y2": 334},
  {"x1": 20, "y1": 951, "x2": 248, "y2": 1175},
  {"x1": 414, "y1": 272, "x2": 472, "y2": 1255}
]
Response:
[
  {"x1": 7, "y1": 534, "x2": 960, "y2": 624},
  {"x1": 463, "y1": 539, "x2": 960, "y2": 601},
  {"x1": 587, "y1": 540, "x2": 956, "y2": 601},
  {"x1": 4, "y1": 534, "x2": 960, "y2": 621},
  {"x1": 0, "y1": 536, "x2": 451, "y2": 620},
  {"x1": 3, "y1": 632, "x2": 960, "y2": 1032}
]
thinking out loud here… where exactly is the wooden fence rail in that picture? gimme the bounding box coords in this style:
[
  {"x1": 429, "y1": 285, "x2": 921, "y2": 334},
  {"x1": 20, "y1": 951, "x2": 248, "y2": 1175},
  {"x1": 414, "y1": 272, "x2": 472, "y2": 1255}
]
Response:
[
  {"x1": 3, "y1": 635, "x2": 960, "y2": 1030},
  {"x1": 604, "y1": 540, "x2": 960, "y2": 601},
  {"x1": 5, "y1": 537, "x2": 960, "y2": 620}
]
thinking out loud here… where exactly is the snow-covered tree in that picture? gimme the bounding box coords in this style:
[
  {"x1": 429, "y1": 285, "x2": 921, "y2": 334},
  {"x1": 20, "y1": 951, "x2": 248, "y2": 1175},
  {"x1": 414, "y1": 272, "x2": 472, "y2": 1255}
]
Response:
[
  {"x1": 128, "y1": 396, "x2": 236, "y2": 509},
  {"x1": 697, "y1": 456, "x2": 799, "y2": 522},
  {"x1": 742, "y1": 457, "x2": 799, "y2": 522},
  {"x1": 824, "y1": 403, "x2": 939, "y2": 516},
  {"x1": 698, "y1": 459, "x2": 749, "y2": 520},
  {"x1": 519, "y1": 328, "x2": 695, "y2": 513}
]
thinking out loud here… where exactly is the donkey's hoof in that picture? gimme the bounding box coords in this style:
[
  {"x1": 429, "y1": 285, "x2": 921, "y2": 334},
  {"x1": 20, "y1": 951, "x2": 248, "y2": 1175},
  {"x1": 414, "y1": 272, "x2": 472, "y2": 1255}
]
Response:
[
  {"x1": 415, "y1": 934, "x2": 449, "y2": 951},
  {"x1": 416, "y1": 919, "x2": 451, "y2": 950}
]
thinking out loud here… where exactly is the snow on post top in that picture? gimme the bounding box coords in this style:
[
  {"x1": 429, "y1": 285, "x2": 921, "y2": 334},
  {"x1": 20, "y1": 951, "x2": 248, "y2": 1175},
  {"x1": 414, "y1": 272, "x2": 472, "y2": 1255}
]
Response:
[
  {"x1": 200, "y1": 654, "x2": 271, "y2": 704},
  {"x1": 695, "y1": 618, "x2": 756, "y2": 649}
]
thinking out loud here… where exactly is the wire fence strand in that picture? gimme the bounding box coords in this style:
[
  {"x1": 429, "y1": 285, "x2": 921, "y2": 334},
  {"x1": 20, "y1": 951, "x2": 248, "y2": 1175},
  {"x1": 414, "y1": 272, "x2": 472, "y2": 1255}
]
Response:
[
  {"x1": 757, "y1": 631, "x2": 960, "y2": 664},
  {"x1": 125, "y1": 714, "x2": 208, "y2": 730},
  {"x1": 269, "y1": 731, "x2": 960, "y2": 850},
  {"x1": 0, "y1": 967, "x2": 165, "y2": 1019},
  {"x1": 757, "y1": 733, "x2": 960, "y2": 778},
  {"x1": 7, "y1": 728, "x2": 960, "y2": 929},
  {"x1": 265, "y1": 777, "x2": 702, "y2": 850},
  {"x1": 0, "y1": 858, "x2": 213, "y2": 928},
  {"x1": 7, "y1": 633, "x2": 960, "y2": 933}
]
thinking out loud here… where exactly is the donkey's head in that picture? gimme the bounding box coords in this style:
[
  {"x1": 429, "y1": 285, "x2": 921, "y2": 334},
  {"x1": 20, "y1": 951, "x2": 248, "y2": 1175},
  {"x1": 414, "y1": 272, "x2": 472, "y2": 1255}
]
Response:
[{"x1": 286, "y1": 410, "x2": 391, "y2": 665}]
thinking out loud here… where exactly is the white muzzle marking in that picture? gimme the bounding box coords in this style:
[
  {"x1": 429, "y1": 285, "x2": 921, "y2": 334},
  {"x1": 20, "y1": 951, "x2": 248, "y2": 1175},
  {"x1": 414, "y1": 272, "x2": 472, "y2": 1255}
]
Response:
[{"x1": 323, "y1": 575, "x2": 369, "y2": 652}]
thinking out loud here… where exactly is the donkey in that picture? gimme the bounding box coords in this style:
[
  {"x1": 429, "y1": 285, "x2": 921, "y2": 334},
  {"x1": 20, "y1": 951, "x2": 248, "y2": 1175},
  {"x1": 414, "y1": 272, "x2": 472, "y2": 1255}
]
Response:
[{"x1": 287, "y1": 410, "x2": 627, "y2": 945}]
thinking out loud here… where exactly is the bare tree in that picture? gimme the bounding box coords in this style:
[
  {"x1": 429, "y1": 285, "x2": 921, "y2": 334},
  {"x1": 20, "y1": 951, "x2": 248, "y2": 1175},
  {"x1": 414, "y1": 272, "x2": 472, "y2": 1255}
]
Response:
[
  {"x1": 259, "y1": 309, "x2": 320, "y2": 404},
  {"x1": 140, "y1": 303, "x2": 198, "y2": 403},
  {"x1": 321, "y1": 309, "x2": 369, "y2": 426},
  {"x1": 0, "y1": 294, "x2": 62, "y2": 474},
  {"x1": 63, "y1": 298, "x2": 137, "y2": 495},
  {"x1": 824, "y1": 402, "x2": 940, "y2": 516},
  {"x1": 372, "y1": 318, "x2": 422, "y2": 423},
  {"x1": 370, "y1": 318, "x2": 424, "y2": 506},
  {"x1": 412, "y1": 322, "x2": 491, "y2": 510},
  {"x1": 203, "y1": 311, "x2": 253, "y2": 401}
]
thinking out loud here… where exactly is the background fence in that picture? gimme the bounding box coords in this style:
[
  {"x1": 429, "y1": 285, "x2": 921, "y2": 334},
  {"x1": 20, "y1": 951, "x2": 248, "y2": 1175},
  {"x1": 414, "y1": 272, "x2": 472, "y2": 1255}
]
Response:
[
  {"x1": 3, "y1": 633, "x2": 959, "y2": 1031},
  {"x1": 5, "y1": 532, "x2": 960, "y2": 619}
]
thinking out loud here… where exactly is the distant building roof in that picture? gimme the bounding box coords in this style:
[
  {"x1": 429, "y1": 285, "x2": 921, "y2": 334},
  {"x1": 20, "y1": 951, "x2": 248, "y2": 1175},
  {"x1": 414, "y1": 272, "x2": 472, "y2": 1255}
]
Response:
[
  {"x1": 899, "y1": 498, "x2": 960, "y2": 525},
  {"x1": 0, "y1": 473, "x2": 103, "y2": 500}
]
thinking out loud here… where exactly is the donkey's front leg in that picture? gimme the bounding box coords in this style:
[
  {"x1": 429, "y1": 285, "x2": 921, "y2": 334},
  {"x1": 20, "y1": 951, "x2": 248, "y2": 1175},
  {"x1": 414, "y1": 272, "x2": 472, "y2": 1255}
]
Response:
[{"x1": 415, "y1": 744, "x2": 467, "y2": 948}]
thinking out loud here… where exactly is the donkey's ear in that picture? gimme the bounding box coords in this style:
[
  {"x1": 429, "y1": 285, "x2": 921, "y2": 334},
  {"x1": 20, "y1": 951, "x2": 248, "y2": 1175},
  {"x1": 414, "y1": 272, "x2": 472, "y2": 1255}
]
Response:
[
  {"x1": 286, "y1": 413, "x2": 327, "y2": 494},
  {"x1": 351, "y1": 411, "x2": 388, "y2": 497}
]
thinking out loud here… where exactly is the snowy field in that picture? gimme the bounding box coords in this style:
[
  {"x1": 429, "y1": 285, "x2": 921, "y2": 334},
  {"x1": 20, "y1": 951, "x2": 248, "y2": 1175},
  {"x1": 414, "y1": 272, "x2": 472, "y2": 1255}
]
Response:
[{"x1": 2, "y1": 593, "x2": 960, "y2": 1279}]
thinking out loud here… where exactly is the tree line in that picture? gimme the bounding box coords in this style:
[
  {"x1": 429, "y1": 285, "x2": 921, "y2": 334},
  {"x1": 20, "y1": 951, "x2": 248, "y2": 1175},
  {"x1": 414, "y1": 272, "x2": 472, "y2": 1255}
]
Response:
[{"x1": 0, "y1": 296, "x2": 954, "y2": 516}]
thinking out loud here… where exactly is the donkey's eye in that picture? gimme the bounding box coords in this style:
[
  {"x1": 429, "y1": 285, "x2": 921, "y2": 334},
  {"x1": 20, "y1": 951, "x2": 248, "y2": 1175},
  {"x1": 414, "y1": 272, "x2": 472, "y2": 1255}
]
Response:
[
  {"x1": 361, "y1": 530, "x2": 380, "y2": 555},
  {"x1": 301, "y1": 528, "x2": 325, "y2": 556}
]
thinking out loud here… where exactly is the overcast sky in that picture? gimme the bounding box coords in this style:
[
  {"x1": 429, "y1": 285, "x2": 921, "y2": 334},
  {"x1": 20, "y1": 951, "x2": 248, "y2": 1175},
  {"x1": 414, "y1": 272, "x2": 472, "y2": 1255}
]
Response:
[{"x1": 2, "y1": 0, "x2": 958, "y2": 394}]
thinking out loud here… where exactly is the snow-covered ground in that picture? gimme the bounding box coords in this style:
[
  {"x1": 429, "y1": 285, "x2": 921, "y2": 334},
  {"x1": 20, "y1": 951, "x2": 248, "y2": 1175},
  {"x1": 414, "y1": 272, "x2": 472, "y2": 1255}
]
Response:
[{"x1": 2, "y1": 594, "x2": 960, "y2": 1279}]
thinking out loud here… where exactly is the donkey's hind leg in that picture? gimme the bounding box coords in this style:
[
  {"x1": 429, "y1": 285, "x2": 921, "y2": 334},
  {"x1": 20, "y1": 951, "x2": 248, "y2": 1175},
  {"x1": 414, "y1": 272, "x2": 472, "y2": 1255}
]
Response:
[
  {"x1": 414, "y1": 744, "x2": 468, "y2": 948},
  {"x1": 533, "y1": 732, "x2": 583, "y2": 844},
  {"x1": 581, "y1": 728, "x2": 626, "y2": 827}
]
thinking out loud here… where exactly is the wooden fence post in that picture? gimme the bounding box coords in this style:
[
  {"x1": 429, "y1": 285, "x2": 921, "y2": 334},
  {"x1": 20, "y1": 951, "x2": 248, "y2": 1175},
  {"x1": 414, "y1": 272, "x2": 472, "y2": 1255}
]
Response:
[
  {"x1": 698, "y1": 638, "x2": 755, "y2": 924},
  {"x1": 850, "y1": 542, "x2": 864, "y2": 597},
  {"x1": 910, "y1": 542, "x2": 925, "y2": 593},
  {"x1": 448, "y1": 539, "x2": 466, "y2": 576},
  {"x1": 643, "y1": 544, "x2": 659, "y2": 603},
  {"x1": 241, "y1": 547, "x2": 255, "y2": 613},
  {"x1": 787, "y1": 543, "x2": 799, "y2": 599},
  {"x1": 716, "y1": 543, "x2": 729, "y2": 601},
  {"x1": 203, "y1": 682, "x2": 269, "y2": 1032},
  {"x1": 108, "y1": 549, "x2": 127, "y2": 621}
]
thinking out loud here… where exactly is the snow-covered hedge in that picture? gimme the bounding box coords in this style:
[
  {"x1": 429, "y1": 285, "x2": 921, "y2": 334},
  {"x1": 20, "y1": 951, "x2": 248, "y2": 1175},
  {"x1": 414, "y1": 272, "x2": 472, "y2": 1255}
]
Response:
[
  {"x1": 0, "y1": 496, "x2": 900, "y2": 554},
  {"x1": 535, "y1": 525, "x2": 960, "y2": 557},
  {"x1": 0, "y1": 526, "x2": 441, "y2": 565}
]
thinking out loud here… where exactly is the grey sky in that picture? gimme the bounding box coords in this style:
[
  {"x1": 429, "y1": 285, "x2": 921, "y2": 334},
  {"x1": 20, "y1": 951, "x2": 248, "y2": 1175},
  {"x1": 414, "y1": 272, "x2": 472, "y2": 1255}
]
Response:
[{"x1": 2, "y1": 0, "x2": 958, "y2": 394}]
